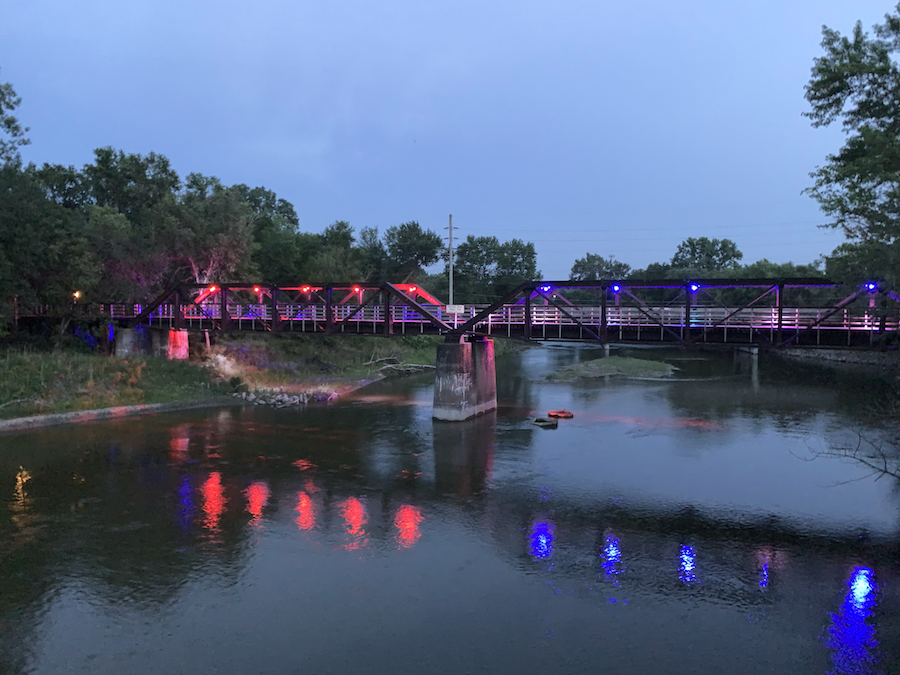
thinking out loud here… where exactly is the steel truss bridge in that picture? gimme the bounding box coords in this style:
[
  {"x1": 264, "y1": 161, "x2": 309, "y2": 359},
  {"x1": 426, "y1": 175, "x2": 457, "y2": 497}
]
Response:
[{"x1": 107, "y1": 278, "x2": 900, "y2": 348}]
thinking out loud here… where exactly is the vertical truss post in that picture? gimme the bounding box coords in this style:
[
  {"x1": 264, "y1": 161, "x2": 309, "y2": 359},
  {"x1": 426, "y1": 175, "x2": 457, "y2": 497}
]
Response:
[
  {"x1": 776, "y1": 283, "x2": 784, "y2": 345},
  {"x1": 219, "y1": 285, "x2": 230, "y2": 330},
  {"x1": 524, "y1": 289, "x2": 532, "y2": 340},
  {"x1": 325, "y1": 286, "x2": 334, "y2": 333},
  {"x1": 270, "y1": 286, "x2": 281, "y2": 332},
  {"x1": 600, "y1": 285, "x2": 608, "y2": 341},
  {"x1": 383, "y1": 289, "x2": 393, "y2": 336},
  {"x1": 173, "y1": 286, "x2": 183, "y2": 329},
  {"x1": 683, "y1": 285, "x2": 692, "y2": 342}
]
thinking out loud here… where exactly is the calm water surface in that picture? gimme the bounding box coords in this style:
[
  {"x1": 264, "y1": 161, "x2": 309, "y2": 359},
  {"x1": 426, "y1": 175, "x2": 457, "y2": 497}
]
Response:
[{"x1": 2, "y1": 346, "x2": 899, "y2": 674}]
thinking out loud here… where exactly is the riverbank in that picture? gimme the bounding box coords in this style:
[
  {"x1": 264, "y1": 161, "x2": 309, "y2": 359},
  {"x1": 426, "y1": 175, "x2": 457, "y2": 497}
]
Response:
[
  {"x1": 774, "y1": 347, "x2": 900, "y2": 373},
  {"x1": 0, "y1": 334, "x2": 524, "y2": 424}
]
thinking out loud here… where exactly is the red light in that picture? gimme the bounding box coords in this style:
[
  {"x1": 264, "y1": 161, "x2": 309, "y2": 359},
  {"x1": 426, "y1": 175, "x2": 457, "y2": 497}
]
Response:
[
  {"x1": 208, "y1": 285, "x2": 217, "y2": 292},
  {"x1": 301, "y1": 286, "x2": 310, "y2": 292},
  {"x1": 341, "y1": 497, "x2": 368, "y2": 550},
  {"x1": 409, "y1": 286, "x2": 417, "y2": 292},
  {"x1": 353, "y1": 287, "x2": 361, "y2": 293},
  {"x1": 201, "y1": 472, "x2": 226, "y2": 532},
  {"x1": 245, "y1": 481, "x2": 270, "y2": 524},
  {"x1": 253, "y1": 286, "x2": 261, "y2": 293},
  {"x1": 395, "y1": 504, "x2": 423, "y2": 548},
  {"x1": 296, "y1": 491, "x2": 315, "y2": 531}
]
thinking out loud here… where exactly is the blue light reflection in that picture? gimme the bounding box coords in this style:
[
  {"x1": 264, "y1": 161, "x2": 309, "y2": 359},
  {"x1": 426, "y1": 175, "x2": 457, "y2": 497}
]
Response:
[
  {"x1": 529, "y1": 522, "x2": 554, "y2": 559},
  {"x1": 679, "y1": 545, "x2": 697, "y2": 584},
  {"x1": 827, "y1": 567, "x2": 879, "y2": 675},
  {"x1": 178, "y1": 475, "x2": 194, "y2": 530},
  {"x1": 602, "y1": 535, "x2": 622, "y2": 577},
  {"x1": 759, "y1": 562, "x2": 769, "y2": 591}
]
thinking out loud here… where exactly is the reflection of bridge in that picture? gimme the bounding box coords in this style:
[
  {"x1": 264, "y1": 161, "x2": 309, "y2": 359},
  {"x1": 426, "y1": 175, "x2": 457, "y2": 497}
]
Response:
[{"x1": 113, "y1": 278, "x2": 898, "y2": 347}]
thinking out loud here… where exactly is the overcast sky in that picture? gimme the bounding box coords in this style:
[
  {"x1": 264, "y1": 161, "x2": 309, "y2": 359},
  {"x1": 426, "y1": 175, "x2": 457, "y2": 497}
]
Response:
[{"x1": 1, "y1": 1, "x2": 891, "y2": 278}]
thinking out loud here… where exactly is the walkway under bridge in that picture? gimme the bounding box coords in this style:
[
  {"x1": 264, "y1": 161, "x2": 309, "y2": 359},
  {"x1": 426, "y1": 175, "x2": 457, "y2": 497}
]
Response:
[{"x1": 113, "y1": 278, "x2": 899, "y2": 349}]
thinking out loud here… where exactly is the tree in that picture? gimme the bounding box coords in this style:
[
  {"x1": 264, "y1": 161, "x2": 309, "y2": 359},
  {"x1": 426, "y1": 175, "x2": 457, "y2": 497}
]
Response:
[
  {"x1": 358, "y1": 226, "x2": 389, "y2": 281},
  {"x1": 0, "y1": 75, "x2": 29, "y2": 164},
  {"x1": 453, "y1": 235, "x2": 499, "y2": 302},
  {"x1": 494, "y1": 239, "x2": 539, "y2": 296},
  {"x1": 383, "y1": 221, "x2": 443, "y2": 281},
  {"x1": 0, "y1": 166, "x2": 99, "y2": 319},
  {"x1": 569, "y1": 253, "x2": 631, "y2": 280},
  {"x1": 172, "y1": 173, "x2": 257, "y2": 283},
  {"x1": 670, "y1": 237, "x2": 742, "y2": 271},
  {"x1": 805, "y1": 6, "x2": 900, "y2": 283}
]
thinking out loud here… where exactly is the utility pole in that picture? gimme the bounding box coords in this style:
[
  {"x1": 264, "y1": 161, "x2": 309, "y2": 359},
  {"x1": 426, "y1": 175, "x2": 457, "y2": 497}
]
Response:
[{"x1": 446, "y1": 214, "x2": 455, "y2": 306}]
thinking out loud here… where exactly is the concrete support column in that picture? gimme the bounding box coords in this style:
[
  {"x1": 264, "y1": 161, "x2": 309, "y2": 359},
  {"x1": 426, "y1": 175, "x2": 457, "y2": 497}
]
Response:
[
  {"x1": 114, "y1": 326, "x2": 152, "y2": 357},
  {"x1": 432, "y1": 336, "x2": 497, "y2": 421},
  {"x1": 167, "y1": 329, "x2": 189, "y2": 360}
]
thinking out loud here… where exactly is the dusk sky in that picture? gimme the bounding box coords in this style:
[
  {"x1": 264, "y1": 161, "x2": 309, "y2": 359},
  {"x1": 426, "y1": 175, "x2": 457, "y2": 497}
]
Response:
[{"x1": 1, "y1": 1, "x2": 891, "y2": 278}]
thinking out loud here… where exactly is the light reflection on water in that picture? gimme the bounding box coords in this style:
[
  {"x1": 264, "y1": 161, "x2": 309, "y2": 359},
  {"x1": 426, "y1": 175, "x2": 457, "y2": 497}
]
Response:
[{"x1": 2, "y1": 346, "x2": 900, "y2": 674}]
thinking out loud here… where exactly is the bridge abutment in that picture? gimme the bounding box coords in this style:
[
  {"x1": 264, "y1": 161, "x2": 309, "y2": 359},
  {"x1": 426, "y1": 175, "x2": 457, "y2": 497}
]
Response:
[{"x1": 433, "y1": 337, "x2": 497, "y2": 421}]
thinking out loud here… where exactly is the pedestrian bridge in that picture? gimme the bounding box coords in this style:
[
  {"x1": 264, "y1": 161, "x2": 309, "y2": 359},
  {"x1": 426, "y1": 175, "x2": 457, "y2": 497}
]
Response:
[{"x1": 113, "y1": 278, "x2": 898, "y2": 348}]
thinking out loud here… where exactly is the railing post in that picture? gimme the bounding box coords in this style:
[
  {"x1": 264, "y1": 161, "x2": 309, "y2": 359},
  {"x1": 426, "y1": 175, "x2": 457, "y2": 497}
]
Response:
[
  {"x1": 173, "y1": 287, "x2": 184, "y2": 329},
  {"x1": 383, "y1": 289, "x2": 393, "y2": 336},
  {"x1": 600, "y1": 285, "x2": 608, "y2": 341},
  {"x1": 524, "y1": 289, "x2": 532, "y2": 340},
  {"x1": 683, "y1": 285, "x2": 692, "y2": 342},
  {"x1": 776, "y1": 283, "x2": 784, "y2": 345},
  {"x1": 325, "y1": 286, "x2": 334, "y2": 333},
  {"x1": 219, "y1": 285, "x2": 230, "y2": 330},
  {"x1": 270, "y1": 286, "x2": 281, "y2": 332}
]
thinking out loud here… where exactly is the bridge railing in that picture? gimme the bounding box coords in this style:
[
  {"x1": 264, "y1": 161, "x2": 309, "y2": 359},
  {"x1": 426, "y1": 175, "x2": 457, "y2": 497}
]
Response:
[{"x1": 117, "y1": 301, "x2": 899, "y2": 333}]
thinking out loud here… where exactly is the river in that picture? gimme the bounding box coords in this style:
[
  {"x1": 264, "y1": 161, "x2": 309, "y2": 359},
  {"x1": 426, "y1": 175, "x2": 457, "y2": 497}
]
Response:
[{"x1": 1, "y1": 345, "x2": 898, "y2": 674}]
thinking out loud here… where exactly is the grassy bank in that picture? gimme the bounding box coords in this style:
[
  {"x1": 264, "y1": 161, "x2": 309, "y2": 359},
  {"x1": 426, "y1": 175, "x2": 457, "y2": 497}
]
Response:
[
  {"x1": 0, "y1": 334, "x2": 526, "y2": 421},
  {"x1": 0, "y1": 350, "x2": 225, "y2": 419}
]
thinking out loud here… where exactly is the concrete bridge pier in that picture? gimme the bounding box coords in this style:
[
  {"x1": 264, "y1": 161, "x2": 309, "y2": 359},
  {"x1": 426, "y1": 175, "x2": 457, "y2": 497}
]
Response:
[
  {"x1": 114, "y1": 327, "x2": 189, "y2": 360},
  {"x1": 433, "y1": 336, "x2": 497, "y2": 421},
  {"x1": 733, "y1": 345, "x2": 759, "y2": 392}
]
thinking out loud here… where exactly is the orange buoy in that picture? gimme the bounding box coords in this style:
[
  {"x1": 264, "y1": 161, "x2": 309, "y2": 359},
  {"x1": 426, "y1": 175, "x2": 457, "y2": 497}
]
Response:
[{"x1": 548, "y1": 410, "x2": 574, "y2": 419}]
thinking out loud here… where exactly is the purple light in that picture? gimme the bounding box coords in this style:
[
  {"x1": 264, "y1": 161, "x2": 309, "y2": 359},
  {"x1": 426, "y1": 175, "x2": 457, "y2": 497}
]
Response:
[
  {"x1": 612, "y1": 284, "x2": 621, "y2": 293},
  {"x1": 865, "y1": 282, "x2": 878, "y2": 292},
  {"x1": 689, "y1": 283, "x2": 700, "y2": 293},
  {"x1": 538, "y1": 285, "x2": 552, "y2": 293}
]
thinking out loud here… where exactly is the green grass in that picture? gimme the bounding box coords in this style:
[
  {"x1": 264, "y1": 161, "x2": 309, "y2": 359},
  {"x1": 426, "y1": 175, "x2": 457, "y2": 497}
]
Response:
[
  {"x1": 547, "y1": 355, "x2": 677, "y2": 381},
  {"x1": 0, "y1": 349, "x2": 225, "y2": 419}
]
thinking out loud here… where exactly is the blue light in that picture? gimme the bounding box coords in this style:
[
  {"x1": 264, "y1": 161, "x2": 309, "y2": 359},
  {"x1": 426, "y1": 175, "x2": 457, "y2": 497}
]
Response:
[
  {"x1": 679, "y1": 544, "x2": 697, "y2": 584},
  {"x1": 108, "y1": 323, "x2": 115, "y2": 343},
  {"x1": 759, "y1": 562, "x2": 769, "y2": 590},
  {"x1": 611, "y1": 284, "x2": 621, "y2": 293},
  {"x1": 827, "y1": 567, "x2": 879, "y2": 673},
  {"x1": 602, "y1": 535, "x2": 623, "y2": 578},
  {"x1": 689, "y1": 283, "x2": 700, "y2": 293},
  {"x1": 529, "y1": 522, "x2": 554, "y2": 559},
  {"x1": 178, "y1": 475, "x2": 194, "y2": 530},
  {"x1": 538, "y1": 285, "x2": 552, "y2": 293},
  {"x1": 850, "y1": 567, "x2": 875, "y2": 611},
  {"x1": 865, "y1": 282, "x2": 878, "y2": 292}
]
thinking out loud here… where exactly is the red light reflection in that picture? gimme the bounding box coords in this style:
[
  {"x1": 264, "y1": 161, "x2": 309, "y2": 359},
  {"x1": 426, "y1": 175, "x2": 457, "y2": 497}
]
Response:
[
  {"x1": 395, "y1": 504, "x2": 423, "y2": 548},
  {"x1": 296, "y1": 491, "x2": 316, "y2": 531},
  {"x1": 168, "y1": 424, "x2": 191, "y2": 463},
  {"x1": 292, "y1": 459, "x2": 317, "y2": 472},
  {"x1": 201, "y1": 472, "x2": 226, "y2": 531},
  {"x1": 340, "y1": 497, "x2": 368, "y2": 549},
  {"x1": 246, "y1": 481, "x2": 270, "y2": 524}
]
